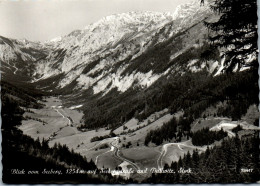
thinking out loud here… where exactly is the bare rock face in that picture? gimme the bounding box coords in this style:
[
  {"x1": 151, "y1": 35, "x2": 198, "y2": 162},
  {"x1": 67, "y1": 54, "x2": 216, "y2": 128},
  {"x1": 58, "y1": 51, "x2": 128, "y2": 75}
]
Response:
[{"x1": 1, "y1": 1, "x2": 217, "y2": 95}]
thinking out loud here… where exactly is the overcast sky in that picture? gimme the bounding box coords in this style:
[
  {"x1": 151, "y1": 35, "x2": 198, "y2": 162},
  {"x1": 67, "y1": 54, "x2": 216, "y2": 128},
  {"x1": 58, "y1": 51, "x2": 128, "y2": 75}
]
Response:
[{"x1": 0, "y1": 0, "x2": 193, "y2": 42}]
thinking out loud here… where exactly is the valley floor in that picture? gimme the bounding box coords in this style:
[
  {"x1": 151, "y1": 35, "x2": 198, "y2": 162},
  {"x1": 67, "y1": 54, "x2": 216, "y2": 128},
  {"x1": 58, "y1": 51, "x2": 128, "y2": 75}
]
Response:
[{"x1": 18, "y1": 96, "x2": 260, "y2": 181}]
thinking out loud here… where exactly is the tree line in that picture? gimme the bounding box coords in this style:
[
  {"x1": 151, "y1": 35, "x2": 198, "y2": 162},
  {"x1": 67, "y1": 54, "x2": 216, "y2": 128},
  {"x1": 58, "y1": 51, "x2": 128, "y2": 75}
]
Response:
[
  {"x1": 191, "y1": 127, "x2": 227, "y2": 146},
  {"x1": 143, "y1": 68, "x2": 258, "y2": 146},
  {"x1": 145, "y1": 134, "x2": 260, "y2": 183}
]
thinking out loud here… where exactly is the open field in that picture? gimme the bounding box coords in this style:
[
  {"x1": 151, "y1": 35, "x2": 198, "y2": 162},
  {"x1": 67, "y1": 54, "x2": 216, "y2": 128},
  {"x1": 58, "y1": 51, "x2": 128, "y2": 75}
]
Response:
[
  {"x1": 121, "y1": 147, "x2": 161, "y2": 170},
  {"x1": 242, "y1": 104, "x2": 259, "y2": 124},
  {"x1": 114, "y1": 109, "x2": 169, "y2": 135},
  {"x1": 19, "y1": 97, "x2": 84, "y2": 140},
  {"x1": 96, "y1": 151, "x2": 122, "y2": 169},
  {"x1": 18, "y1": 96, "x2": 260, "y2": 181},
  {"x1": 119, "y1": 113, "x2": 175, "y2": 146},
  {"x1": 191, "y1": 118, "x2": 227, "y2": 132},
  {"x1": 18, "y1": 97, "x2": 176, "y2": 179},
  {"x1": 210, "y1": 120, "x2": 260, "y2": 137}
]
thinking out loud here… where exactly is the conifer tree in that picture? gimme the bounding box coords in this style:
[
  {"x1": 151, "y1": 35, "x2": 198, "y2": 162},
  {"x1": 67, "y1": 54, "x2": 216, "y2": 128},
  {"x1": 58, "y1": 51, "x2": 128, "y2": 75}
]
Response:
[{"x1": 201, "y1": 0, "x2": 258, "y2": 71}]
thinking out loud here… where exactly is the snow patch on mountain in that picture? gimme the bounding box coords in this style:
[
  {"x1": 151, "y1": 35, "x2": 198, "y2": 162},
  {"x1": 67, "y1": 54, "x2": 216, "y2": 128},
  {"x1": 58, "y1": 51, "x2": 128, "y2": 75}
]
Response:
[
  {"x1": 49, "y1": 36, "x2": 62, "y2": 43},
  {"x1": 69, "y1": 105, "x2": 83, "y2": 109}
]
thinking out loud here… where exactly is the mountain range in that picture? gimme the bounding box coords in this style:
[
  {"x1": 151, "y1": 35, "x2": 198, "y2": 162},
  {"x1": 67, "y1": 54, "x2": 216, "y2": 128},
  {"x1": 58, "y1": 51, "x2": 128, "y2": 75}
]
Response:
[
  {"x1": 1, "y1": 0, "x2": 259, "y2": 183},
  {"x1": 1, "y1": 0, "x2": 213, "y2": 88},
  {"x1": 1, "y1": 0, "x2": 251, "y2": 129}
]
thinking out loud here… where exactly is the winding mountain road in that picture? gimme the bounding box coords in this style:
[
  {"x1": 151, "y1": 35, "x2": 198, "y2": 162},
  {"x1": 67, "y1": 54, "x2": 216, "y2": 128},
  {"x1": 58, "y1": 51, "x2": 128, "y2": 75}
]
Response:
[
  {"x1": 215, "y1": 125, "x2": 235, "y2": 137},
  {"x1": 47, "y1": 106, "x2": 76, "y2": 141},
  {"x1": 47, "y1": 103, "x2": 125, "y2": 166},
  {"x1": 110, "y1": 138, "x2": 140, "y2": 170},
  {"x1": 157, "y1": 141, "x2": 206, "y2": 169},
  {"x1": 94, "y1": 137, "x2": 140, "y2": 171}
]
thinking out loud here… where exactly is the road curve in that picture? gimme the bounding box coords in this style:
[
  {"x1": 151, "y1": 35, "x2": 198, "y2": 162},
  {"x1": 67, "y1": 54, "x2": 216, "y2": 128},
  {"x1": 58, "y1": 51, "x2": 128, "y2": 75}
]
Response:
[
  {"x1": 110, "y1": 139, "x2": 140, "y2": 170},
  {"x1": 47, "y1": 106, "x2": 74, "y2": 142},
  {"x1": 55, "y1": 108, "x2": 72, "y2": 126},
  {"x1": 157, "y1": 141, "x2": 206, "y2": 169}
]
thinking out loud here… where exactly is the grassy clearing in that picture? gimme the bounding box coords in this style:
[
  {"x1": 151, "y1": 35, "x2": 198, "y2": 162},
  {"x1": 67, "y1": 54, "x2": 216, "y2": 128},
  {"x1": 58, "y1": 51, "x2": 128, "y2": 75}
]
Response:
[
  {"x1": 114, "y1": 108, "x2": 169, "y2": 135},
  {"x1": 20, "y1": 96, "x2": 111, "y2": 153},
  {"x1": 163, "y1": 144, "x2": 206, "y2": 166},
  {"x1": 241, "y1": 104, "x2": 259, "y2": 124},
  {"x1": 191, "y1": 118, "x2": 225, "y2": 132},
  {"x1": 163, "y1": 145, "x2": 186, "y2": 166},
  {"x1": 80, "y1": 148, "x2": 109, "y2": 162},
  {"x1": 48, "y1": 129, "x2": 111, "y2": 150},
  {"x1": 121, "y1": 147, "x2": 160, "y2": 170},
  {"x1": 22, "y1": 96, "x2": 244, "y2": 177},
  {"x1": 97, "y1": 151, "x2": 122, "y2": 169},
  {"x1": 120, "y1": 113, "x2": 174, "y2": 146},
  {"x1": 20, "y1": 114, "x2": 69, "y2": 140}
]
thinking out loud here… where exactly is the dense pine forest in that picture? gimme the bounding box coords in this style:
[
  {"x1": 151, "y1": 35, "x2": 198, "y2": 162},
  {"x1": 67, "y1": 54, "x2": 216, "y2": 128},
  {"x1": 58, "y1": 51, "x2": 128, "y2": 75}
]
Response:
[
  {"x1": 191, "y1": 127, "x2": 227, "y2": 146},
  {"x1": 145, "y1": 134, "x2": 260, "y2": 183},
  {"x1": 144, "y1": 68, "x2": 258, "y2": 146}
]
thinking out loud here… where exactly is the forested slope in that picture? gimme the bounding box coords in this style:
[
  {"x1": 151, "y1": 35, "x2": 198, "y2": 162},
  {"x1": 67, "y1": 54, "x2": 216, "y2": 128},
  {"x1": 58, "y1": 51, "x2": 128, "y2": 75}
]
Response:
[{"x1": 145, "y1": 134, "x2": 260, "y2": 183}]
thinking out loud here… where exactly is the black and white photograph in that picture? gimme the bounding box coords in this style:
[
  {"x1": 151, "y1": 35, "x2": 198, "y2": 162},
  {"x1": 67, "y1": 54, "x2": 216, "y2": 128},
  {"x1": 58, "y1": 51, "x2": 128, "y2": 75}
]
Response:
[{"x1": 0, "y1": 0, "x2": 259, "y2": 184}]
